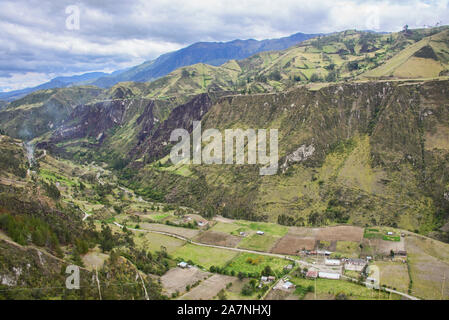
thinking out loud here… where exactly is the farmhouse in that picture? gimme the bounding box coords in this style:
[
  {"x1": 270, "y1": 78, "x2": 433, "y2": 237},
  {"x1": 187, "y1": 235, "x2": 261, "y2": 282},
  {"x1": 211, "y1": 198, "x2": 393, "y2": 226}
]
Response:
[
  {"x1": 325, "y1": 259, "x2": 341, "y2": 266},
  {"x1": 282, "y1": 281, "x2": 295, "y2": 290},
  {"x1": 318, "y1": 272, "x2": 341, "y2": 280},
  {"x1": 344, "y1": 258, "x2": 367, "y2": 272},
  {"x1": 198, "y1": 221, "x2": 208, "y2": 227},
  {"x1": 178, "y1": 262, "x2": 189, "y2": 268},
  {"x1": 256, "y1": 231, "x2": 265, "y2": 235},
  {"x1": 260, "y1": 276, "x2": 275, "y2": 284}
]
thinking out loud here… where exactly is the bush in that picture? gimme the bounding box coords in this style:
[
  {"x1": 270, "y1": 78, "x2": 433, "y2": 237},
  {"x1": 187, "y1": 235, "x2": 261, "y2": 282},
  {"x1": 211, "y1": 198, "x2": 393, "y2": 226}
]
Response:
[{"x1": 309, "y1": 73, "x2": 321, "y2": 82}]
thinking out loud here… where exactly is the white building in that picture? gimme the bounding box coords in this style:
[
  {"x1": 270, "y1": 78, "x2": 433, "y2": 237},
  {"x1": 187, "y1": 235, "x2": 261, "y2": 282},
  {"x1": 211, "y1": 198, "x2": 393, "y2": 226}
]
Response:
[
  {"x1": 282, "y1": 281, "x2": 295, "y2": 290},
  {"x1": 325, "y1": 259, "x2": 341, "y2": 266},
  {"x1": 256, "y1": 231, "x2": 265, "y2": 235},
  {"x1": 318, "y1": 272, "x2": 341, "y2": 280},
  {"x1": 178, "y1": 262, "x2": 188, "y2": 268}
]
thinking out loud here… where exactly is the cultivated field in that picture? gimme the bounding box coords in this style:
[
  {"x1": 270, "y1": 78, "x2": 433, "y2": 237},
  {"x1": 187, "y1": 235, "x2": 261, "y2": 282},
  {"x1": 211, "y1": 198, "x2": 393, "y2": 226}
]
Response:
[
  {"x1": 290, "y1": 276, "x2": 399, "y2": 300},
  {"x1": 374, "y1": 261, "x2": 410, "y2": 293},
  {"x1": 160, "y1": 267, "x2": 211, "y2": 296},
  {"x1": 134, "y1": 231, "x2": 186, "y2": 254},
  {"x1": 406, "y1": 235, "x2": 449, "y2": 299},
  {"x1": 172, "y1": 243, "x2": 239, "y2": 269},
  {"x1": 139, "y1": 222, "x2": 199, "y2": 239},
  {"x1": 224, "y1": 253, "x2": 289, "y2": 275},
  {"x1": 194, "y1": 230, "x2": 241, "y2": 248},
  {"x1": 237, "y1": 234, "x2": 280, "y2": 252},
  {"x1": 316, "y1": 226, "x2": 364, "y2": 242},
  {"x1": 178, "y1": 274, "x2": 237, "y2": 300},
  {"x1": 271, "y1": 236, "x2": 316, "y2": 254}
]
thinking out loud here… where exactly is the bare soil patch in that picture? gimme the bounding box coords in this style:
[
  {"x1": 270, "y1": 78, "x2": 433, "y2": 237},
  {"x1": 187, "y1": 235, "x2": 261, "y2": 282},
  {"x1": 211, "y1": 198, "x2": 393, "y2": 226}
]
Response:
[
  {"x1": 160, "y1": 267, "x2": 211, "y2": 296},
  {"x1": 287, "y1": 227, "x2": 318, "y2": 237},
  {"x1": 140, "y1": 222, "x2": 199, "y2": 239},
  {"x1": 265, "y1": 289, "x2": 291, "y2": 300},
  {"x1": 316, "y1": 226, "x2": 364, "y2": 242},
  {"x1": 271, "y1": 235, "x2": 316, "y2": 254},
  {"x1": 406, "y1": 236, "x2": 449, "y2": 299},
  {"x1": 194, "y1": 230, "x2": 242, "y2": 248},
  {"x1": 363, "y1": 237, "x2": 405, "y2": 255},
  {"x1": 82, "y1": 249, "x2": 109, "y2": 271},
  {"x1": 178, "y1": 274, "x2": 236, "y2": 300}
]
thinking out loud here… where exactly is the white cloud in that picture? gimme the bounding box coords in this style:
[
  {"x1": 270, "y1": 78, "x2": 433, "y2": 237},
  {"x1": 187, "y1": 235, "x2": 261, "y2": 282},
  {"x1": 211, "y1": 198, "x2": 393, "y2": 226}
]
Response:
[
  {"x1": 0, "y1": 72, "x2": 54, "y2": 91},
  {"x1": 0, "y1": 0, "x2": 448, "y2": 92}
]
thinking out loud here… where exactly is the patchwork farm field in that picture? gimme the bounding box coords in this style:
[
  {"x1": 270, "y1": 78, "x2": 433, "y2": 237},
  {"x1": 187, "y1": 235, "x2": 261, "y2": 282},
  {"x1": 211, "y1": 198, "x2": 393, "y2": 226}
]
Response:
[
  {"x1": 160, "y1": 267, "x2": 211, "y2": 296},
  {"x1": 172, "y1": 243, "x2": 239, "y2": 269},
  {"x1": 139, "y1": 222, "x2": 200, "y2": 239},
  {"x1": 271, "y1": 235, "x2": 316, "y2": 254},
  {"x1": 374, "y1": 261, "x2": 410, "y2": 293},
  {"x1": 237, "y1": 234, "x2": 280, "y2": 252},
  {"x1": 178, "y1": 274, "x2": 237, "y2": 300},
  {"x1": 317, "y1": 226, "x2": 364, "y2": 242},
  {"x1": 290, "y1": 277, "x2": 400, "y2": 300},
  {"x1": 194, "y1": 230, "x2": 241, "y2": 248},
  {"x1": 134, "y1": 231, "x2": 186, "y2": 253},
  {"x1": 223, "y1": 253, "x2": 289, "y2": 276},
  {"x1": 406, "y1": 235, "x2": 449, "y2": 299}
]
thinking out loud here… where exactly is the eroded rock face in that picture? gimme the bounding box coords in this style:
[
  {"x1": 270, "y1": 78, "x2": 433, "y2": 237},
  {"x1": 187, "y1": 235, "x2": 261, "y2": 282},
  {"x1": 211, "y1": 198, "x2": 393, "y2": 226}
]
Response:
[
  {"x1": 133, "y1": 93, "x2": 213, "y2": 161},
  {"x1": 281, "y1": 144, "x2": 315, "y2": 171},
  {"x1": 50, "y1": 99, "x2": 138, "y2": 143},
  {"x1": 1, "y1": 274, "x2": 17, "y2": 286},
  {"x1": 0, "y1": 266, "x2": 22, "y2": 287}
]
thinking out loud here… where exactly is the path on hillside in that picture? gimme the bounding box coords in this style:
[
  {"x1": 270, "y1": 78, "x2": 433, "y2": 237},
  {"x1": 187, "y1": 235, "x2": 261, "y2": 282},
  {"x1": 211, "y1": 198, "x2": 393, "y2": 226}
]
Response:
[{"x1": 112, "y1": 222, "x2": 420, "y2": 300}]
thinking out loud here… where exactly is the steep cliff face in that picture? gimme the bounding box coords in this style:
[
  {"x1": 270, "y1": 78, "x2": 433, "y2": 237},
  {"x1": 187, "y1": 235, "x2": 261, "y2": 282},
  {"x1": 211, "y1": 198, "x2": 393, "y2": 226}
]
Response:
[
  {"x1": 51, "y1": 99, "x2": 140, "y2": 143},
  {"x1": 122, "y1": 80, "x2": 449, "y2": 237},
  {"x1": 132, "y1": 93, "x2": 213, "y2": 161},
  {"x1": 37, "y1": 97, "x2": 183, "y2": 162},
  {"x1": 33, "y1": 80, "x2": 449, "y2": 237}
]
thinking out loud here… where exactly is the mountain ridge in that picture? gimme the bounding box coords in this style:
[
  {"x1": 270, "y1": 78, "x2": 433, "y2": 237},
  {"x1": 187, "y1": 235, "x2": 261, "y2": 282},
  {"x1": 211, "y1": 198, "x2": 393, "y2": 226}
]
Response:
[{"x1": 0, "y1": 32, "x2": 319, "y2": 102}]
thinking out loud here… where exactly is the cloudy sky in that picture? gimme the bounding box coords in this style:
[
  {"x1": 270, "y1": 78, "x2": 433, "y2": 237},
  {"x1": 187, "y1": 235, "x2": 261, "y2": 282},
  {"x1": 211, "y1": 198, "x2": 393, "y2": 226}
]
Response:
[{"x1": 0, "y1": 0, "x2": 448, "y2": 92}]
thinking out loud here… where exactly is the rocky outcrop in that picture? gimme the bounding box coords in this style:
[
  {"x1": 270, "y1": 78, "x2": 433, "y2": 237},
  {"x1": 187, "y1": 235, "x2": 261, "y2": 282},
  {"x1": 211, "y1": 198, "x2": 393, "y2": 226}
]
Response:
[{"x1": 281, "y1": 144, "x2": 315, "y2": 171}]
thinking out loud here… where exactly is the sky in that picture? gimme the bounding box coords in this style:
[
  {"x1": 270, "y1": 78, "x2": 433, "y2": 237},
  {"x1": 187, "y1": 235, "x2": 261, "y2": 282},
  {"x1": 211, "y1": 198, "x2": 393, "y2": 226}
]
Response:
[{"x1": 0, "y1": 0, "x2": 448, "y2": 92}]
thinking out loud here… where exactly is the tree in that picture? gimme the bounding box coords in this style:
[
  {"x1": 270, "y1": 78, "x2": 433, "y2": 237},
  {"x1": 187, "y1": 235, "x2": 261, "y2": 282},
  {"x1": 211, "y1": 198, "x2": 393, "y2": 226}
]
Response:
[
  {"x1": 326, "y1": 70, "x2": 338, "y2": 82},
  {"x1": 217, "y1": 289, "x2": 227, "y2": 300},
  {"x1": 241, "y1": 283, "x2": 254, "y2": 296},
  {"x1": 99, "y1": 224, "x2": 115, "y2": 252},
  {"x1": 269, "y1": 70, "x2": 282, "y2": 81},
  {"x1": 309, "y1": 73, "x2": 321, "y2": 82},
  {"x1": 181, "y1": 69, "x2": 190, "y2": 78},
  {"x1": 262, "y1": 265, "x2": 273, "y2": 277}
]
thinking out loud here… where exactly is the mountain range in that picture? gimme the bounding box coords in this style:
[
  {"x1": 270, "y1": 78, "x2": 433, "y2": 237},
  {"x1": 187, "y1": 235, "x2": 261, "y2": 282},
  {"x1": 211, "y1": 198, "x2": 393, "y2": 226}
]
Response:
[
  {"x1": 0, "y1": 32, "x2": 318, "y2": 102},
  {"x1": 1, "y1": 25, "x2": 449, "y2": 300}
]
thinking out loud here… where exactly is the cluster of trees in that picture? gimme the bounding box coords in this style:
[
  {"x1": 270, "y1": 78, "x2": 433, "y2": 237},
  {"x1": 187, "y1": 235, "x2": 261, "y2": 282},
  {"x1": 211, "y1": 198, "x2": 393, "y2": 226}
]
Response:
[
  {"x1": 121, "y1": 247, "x2": 170, "y2": 276},
  {"x1": 41, "y1": 180, "x2": 61, "y2": 200},
  {"x1": 0, "y1": 148, "x2": 27, "y2": 178},
  {"x1": 0, "y1": 213, "x2": 63, "y2": 257},
  {"x1": 98, "y1": 223, "x2": 134, "y2": 253},
  {"x1": 241, "y1": 279, "x2": 269, "y2": 297}
]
